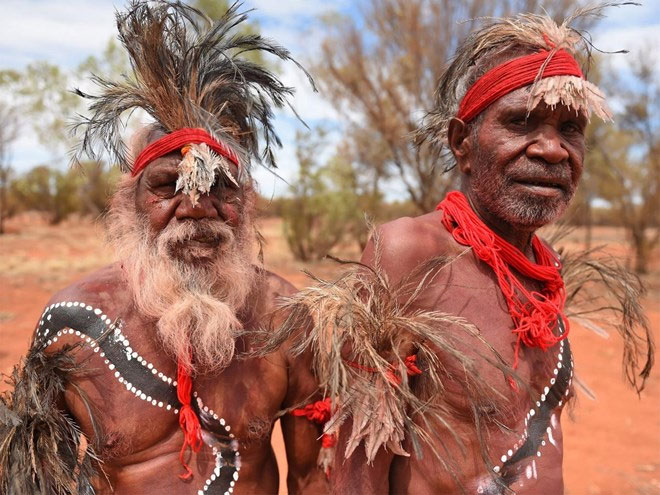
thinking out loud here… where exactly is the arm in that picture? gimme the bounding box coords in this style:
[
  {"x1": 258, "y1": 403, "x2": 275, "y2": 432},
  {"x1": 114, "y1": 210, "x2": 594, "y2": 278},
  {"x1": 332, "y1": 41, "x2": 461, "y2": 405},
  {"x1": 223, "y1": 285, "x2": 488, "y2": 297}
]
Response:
[
  {"x1": 329, "y1": 218, "x2": 447, "y2": 493},
  {"x1": 264, "y1": 272, "x2": 329, "y2": 494},
  {"x1": 331, "y1": 418, "x2": 395, "y2": 494},
  {"x1": 0, "y1": 298, "x2": 102, "y2": 494},
  {"x1": 280, "y1": 347, "x2": 329, "y2": 494}
]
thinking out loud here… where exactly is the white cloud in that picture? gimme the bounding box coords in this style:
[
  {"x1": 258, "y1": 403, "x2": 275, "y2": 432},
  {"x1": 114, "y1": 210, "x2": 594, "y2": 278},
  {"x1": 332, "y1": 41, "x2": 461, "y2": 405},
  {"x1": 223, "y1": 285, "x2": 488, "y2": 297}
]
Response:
[
  {"x1": 594, "y1": 2, "x2": 660, "y2": 29},
  {"x1": 0, "y1": 0, "x2": 122, "y2": 69},
  {"x1": 591, "y1": 2, "x2": 660, "y2": 72},
  {"x1": 278, "y1": 63, "x2": 340, "y2": 122},
  {"x1": 592, "y1": 24, "x2": 660, "y2": 72}
]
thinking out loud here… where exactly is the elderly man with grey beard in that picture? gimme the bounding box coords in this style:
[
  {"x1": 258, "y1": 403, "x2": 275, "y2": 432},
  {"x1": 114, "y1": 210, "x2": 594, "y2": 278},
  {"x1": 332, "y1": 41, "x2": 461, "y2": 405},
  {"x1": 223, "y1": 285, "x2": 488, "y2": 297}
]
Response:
[
  {"x1": 0, "y1": 2, "x2": 327, "y2": 495},
  {"x1": 261, "y1": 6, "x2": 654, "y2": 495}
]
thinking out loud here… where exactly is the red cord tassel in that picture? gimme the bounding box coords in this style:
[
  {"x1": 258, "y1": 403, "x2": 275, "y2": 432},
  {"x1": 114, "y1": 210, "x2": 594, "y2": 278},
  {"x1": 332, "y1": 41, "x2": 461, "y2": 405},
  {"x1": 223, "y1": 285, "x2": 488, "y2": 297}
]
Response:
[{"x1": 176, "y1": 356, "x2": 202, "y2": 480}]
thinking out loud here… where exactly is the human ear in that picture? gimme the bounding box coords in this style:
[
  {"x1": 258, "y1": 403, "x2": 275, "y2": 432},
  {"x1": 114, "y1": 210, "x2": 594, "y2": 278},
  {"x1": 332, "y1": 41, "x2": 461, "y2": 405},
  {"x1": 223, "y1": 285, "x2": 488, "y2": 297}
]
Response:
[{"x1": 447, "y1": 117, "x2": 472, "y2": 174}]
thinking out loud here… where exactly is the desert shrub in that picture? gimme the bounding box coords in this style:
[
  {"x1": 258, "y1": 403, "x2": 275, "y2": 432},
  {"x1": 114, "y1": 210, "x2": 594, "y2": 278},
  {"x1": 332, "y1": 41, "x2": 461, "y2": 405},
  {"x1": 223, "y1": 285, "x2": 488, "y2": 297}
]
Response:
[
  {"x1": 6, "y1": 162, "x2": 120, "y2": 224},
  {"x1": 282, "y1": 130, "x2": 364, "y2": 261}
]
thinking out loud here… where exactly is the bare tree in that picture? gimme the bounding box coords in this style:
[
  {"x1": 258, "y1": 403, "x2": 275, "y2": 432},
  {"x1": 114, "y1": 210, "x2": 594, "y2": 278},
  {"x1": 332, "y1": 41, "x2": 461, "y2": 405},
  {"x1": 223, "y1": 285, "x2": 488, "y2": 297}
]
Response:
[
  {"x1": 591, "y1": 49, "x2": 660, "y2": 273},
  {"x1": 315, "y1": 0, "x2": 588, "y2": 213},
  {"x1": 0, "y1": 103, "x2": 19, "y2": 234}
]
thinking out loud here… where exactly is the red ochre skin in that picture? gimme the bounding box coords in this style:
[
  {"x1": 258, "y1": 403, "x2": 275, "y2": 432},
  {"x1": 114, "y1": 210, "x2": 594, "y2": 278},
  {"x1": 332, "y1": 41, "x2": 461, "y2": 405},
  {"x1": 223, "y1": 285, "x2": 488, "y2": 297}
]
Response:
[
  {"x1": 332, "y1": 86, "x2": 585, "y2": 494},
  {"x1": 34, "y1": 133, "x2": 327, "y2": 494}
]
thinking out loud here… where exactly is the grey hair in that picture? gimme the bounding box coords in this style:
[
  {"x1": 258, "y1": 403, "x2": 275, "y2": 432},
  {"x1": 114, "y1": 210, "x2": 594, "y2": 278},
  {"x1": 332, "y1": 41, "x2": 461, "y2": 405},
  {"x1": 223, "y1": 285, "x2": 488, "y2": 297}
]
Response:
[{"x1": 415, "y1": 4, "x2": 623, "y2": 171}]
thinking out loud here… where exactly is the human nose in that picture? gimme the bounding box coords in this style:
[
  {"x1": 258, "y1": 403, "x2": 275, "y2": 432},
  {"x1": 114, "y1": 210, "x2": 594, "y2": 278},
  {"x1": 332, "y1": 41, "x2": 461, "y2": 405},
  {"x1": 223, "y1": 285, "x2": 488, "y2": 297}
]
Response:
[
  {"x1": 174, "y1": 193, "x2": 220, "y2": 221},
  {"x1": 526, "y1": 126, "x2": 569, "y2": 164}
]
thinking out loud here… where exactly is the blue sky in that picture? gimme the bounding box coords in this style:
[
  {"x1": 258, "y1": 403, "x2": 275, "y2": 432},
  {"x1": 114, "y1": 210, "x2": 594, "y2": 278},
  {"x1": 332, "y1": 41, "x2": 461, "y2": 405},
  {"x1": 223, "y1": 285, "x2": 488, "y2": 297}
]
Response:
[{"x1": 1, "y1": 0, "x2": 659, "y2": 199}]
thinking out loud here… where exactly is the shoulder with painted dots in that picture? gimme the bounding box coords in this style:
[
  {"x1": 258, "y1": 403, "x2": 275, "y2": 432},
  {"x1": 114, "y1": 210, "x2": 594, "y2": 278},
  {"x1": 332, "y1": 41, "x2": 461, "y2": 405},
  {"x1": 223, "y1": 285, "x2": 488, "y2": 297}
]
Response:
[{"x1": 32, "y1": 263, "x2": 128, "y2": 349}]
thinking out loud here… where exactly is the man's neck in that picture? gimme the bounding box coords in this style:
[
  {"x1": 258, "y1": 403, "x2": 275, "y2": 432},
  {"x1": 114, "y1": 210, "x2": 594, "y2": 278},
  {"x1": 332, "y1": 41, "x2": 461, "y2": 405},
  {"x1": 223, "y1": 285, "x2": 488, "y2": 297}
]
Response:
[{"x1": 462, "y1": 193, "x2": 536, "y2": 259}]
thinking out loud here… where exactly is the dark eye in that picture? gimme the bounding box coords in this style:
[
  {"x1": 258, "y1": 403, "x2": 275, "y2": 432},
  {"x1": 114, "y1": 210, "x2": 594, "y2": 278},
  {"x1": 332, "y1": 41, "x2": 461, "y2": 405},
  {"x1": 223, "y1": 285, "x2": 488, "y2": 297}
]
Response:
[
  {"x1": 561, "y1": 121, "x2": 584, "y2": 135},
  {"x1": 507, "y1": 114, "x2": 529, "y2": 131}
]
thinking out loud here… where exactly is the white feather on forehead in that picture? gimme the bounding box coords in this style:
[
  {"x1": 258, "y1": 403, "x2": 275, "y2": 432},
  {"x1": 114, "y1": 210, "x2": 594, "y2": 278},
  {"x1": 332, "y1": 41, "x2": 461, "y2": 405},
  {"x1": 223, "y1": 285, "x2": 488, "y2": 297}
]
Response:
[
  {"x1": 501, "y1": 9, "x2": 613, "y2": 121},
  {"x1": 175, "y1": 143, "x2": 239, "y2": 206},
  {"x1": 529, "y1": 74, "x2": 612, "y2": 122}
]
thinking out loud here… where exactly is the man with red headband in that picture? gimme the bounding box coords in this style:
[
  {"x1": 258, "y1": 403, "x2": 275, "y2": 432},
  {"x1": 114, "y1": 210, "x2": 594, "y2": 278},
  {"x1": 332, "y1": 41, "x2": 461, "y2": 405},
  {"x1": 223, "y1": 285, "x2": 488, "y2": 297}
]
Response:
[
  {"x1": 266, "y1": 8, "x2": 653, "y2": 495},
  {"x1": 0, "y1": 2, "x2": 327, "y2": 494}
]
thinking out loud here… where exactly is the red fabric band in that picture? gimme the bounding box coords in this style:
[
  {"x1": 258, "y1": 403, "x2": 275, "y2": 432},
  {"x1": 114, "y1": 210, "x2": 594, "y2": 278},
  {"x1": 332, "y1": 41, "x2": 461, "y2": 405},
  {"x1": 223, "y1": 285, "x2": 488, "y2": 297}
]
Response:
[
  {"x1": 457, "y1": 50, "x2": 584, "y2": 124},
  {"x1": 437, "y1": 191, "x2": 569, "y2": 370},
  {"x1": 131, "y1": 127, "x2": 240, "y2": 177},
  {"x1": 292, "y1": 397, "x2": 337, "y2": 479},
  {"x1": 292, "y1": 397, "x2": 332, "y2": 424},
  {"x1": 345, "y1": 354, "x2": 422, "y2": 386},
  {"x1": 321, "y1": 433, "x2": 337, "y2": 449}
]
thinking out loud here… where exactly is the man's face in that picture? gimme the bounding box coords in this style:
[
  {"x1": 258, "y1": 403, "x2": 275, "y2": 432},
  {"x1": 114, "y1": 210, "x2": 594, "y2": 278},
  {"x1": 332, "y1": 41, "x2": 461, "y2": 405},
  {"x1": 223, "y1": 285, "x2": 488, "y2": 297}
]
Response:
[
  {"x1": 108, "y1": 132, "x2": 256, "y2": 372},
  {"x1": 462, "y1": 86, "x2": 587, "y2": 231},
  {"x1": 134, "y1": 134, "x2": 245, "y2": 263}
]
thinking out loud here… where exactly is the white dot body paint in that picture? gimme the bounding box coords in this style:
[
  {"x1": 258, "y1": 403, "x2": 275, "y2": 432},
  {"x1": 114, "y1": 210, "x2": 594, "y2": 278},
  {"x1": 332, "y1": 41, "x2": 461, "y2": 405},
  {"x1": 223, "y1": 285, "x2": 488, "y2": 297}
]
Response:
[{"x1": 43, "y1": 302, "x2": 240, "y2": 492}]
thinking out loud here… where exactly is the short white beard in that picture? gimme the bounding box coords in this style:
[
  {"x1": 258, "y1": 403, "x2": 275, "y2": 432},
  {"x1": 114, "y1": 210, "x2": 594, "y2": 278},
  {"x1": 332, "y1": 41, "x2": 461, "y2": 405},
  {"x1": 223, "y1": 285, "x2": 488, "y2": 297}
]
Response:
[{"x1": 107, "y1": 175, "x2": 258, "y2": 374}]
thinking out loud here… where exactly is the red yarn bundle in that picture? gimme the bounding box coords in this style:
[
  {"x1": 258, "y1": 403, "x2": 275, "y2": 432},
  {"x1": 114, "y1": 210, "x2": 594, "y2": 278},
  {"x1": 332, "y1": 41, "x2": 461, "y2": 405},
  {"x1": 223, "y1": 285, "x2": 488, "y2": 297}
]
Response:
[
  {"x1": 176, "y1": 356, "x2": 202, "y2": 480},
  {"x1": 438, "y1": 191, "x2": 569, "y2": 368}
]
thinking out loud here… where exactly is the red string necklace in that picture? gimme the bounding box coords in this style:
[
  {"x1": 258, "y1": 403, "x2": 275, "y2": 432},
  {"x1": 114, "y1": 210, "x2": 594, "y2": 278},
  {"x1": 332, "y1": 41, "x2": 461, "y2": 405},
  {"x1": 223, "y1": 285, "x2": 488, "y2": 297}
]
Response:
[{"x1": 437, "y1": 191, "x2": 569, "y2": 369}]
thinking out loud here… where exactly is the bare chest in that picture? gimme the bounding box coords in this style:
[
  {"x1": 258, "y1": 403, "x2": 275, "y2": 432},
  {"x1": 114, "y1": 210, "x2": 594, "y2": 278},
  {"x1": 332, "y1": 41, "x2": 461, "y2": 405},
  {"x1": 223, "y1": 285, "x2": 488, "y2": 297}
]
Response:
[
  {"x1": 35, "y1": 298, "x2": 287, "y2": 494},
  {"x1": 404, "y1": 256, "x2": 574, "y2": 492}
]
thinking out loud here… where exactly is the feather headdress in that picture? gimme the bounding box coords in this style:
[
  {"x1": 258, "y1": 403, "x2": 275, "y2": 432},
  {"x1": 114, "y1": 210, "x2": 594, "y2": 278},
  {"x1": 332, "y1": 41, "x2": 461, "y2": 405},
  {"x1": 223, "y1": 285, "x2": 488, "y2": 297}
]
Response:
[
  {"x1": 72, "y1": 1, "x2": 314, "y2": 188},
  {"x1": 416, "y1": 3, "x2": 634, "y2": 169},
  {"x1": 559, "y1": 246, "x2": 654, "y2": 393}
]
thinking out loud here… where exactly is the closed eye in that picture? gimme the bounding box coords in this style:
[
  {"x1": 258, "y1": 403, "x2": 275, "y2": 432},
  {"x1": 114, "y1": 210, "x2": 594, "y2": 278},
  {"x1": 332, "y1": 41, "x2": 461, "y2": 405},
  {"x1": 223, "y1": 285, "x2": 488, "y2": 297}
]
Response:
[{"x1": 561, "y1": 121, "x2": 584, "y2": 135}]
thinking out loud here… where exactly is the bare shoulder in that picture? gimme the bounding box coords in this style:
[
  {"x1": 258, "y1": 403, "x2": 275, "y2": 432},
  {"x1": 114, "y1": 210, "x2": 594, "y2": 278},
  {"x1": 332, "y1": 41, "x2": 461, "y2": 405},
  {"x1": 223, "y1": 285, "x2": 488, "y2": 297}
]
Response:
[
  {"x1": 247, "y1": 268, "x2": 297, "y2": 323},
  {"x1": 263, "y1": 269, "x2": 297, "y2": 299},
  {"x1": 42, "y1": 262, "x2": 127, "y2": 320},
  {"x1": 363, "y1": 211, "x2": 459, "y2": 284}
]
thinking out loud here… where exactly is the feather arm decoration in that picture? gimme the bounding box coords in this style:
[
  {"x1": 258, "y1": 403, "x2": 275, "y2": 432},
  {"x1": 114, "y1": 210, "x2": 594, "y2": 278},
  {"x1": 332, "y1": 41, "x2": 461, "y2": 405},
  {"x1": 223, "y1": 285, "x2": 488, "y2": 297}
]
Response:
[
  {"x1": 71, "y1": 1, "x2": 315, "y2": 173},
  {"x1": 256, "y1": 233, "x2": 521, "y2": 481},
  {"x1": 0, "y1": 341, "x2": 104, "y2": 495},
  {"x1": 558, "y1": 245, "x2": 654, "y2": 393}
]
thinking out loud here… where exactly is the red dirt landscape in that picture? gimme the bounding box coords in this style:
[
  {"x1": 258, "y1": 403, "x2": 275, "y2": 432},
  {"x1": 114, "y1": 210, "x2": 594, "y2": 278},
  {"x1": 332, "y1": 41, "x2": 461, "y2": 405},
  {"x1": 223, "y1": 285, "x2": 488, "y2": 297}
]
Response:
[{"x1": 1, "y1": 215, "x2": 658, "y2": 494}]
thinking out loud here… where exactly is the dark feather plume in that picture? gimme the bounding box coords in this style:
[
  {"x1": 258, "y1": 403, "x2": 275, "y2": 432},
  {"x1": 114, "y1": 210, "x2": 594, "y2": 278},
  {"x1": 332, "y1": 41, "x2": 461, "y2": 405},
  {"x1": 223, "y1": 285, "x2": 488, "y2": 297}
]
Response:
[
  {"x1": 0, "y1": 342, "x2": 103, "y2": 494},
  {"x1": 72, "y1": 1, "x2": 315, "y2": 172}
]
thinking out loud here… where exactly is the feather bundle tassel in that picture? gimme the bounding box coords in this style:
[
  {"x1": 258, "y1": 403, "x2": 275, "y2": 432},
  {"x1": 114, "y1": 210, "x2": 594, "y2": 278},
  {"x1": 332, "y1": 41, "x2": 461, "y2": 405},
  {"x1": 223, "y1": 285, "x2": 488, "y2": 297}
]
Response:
[
  {"x1": 530, "y1": 75, "x2": 612, "y2": 122},
  {"x1": 0, "y1": 342, "x2": 103, "y2": 495},
  {"x1": 257, "y1": 234, "x2": 519, "y2": 476},
  {"x1": 176, "y1": 143, "x2": 238, "y2": 206},
  {"x1": 559, "y1": 245, "x2": 654, "y2": 393}
]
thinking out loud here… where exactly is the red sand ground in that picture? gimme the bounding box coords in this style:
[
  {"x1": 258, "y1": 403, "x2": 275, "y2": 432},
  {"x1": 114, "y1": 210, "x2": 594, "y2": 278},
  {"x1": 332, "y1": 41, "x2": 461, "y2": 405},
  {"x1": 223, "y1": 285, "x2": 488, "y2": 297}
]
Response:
[{"x1": 0, "y1": 215, "x2": 658, "y2": 494}]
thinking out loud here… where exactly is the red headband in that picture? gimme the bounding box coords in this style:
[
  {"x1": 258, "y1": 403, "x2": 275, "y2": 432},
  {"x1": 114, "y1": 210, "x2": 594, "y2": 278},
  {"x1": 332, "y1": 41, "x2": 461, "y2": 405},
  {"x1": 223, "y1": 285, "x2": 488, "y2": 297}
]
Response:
[
  {"x1": 131, "y1": 128, "x2": 240, "y2": 176},
  {"x1": 457, "y1": 49, "x2": 584, "y2": 124}
]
